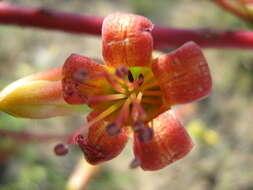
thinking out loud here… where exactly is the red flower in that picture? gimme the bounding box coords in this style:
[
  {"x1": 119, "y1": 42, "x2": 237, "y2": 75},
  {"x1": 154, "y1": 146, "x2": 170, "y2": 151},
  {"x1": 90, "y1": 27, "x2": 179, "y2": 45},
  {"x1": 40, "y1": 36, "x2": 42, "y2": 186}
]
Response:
[{"x1": 62, "y1": 13, "x2": 212, "y2": 170}]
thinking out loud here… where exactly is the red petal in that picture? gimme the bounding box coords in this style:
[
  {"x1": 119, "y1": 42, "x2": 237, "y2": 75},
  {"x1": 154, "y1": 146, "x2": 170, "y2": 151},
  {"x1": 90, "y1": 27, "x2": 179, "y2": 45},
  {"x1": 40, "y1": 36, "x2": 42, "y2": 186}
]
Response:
[
  {"x1": 102, "y1": 13, "x2": 153, "y2": 67},
  {"x1": 133, "y1": 110, "x2": 193, "y2": 171},
  {"x1": 62, "y1": 54, "x2": 108, "y2": 104},
  {"x1": 78, "y1": 110, "x2": 129, "y2": 165},
  {"x1": 152, "y1": 42, "x2": 212, "y2": 105}
]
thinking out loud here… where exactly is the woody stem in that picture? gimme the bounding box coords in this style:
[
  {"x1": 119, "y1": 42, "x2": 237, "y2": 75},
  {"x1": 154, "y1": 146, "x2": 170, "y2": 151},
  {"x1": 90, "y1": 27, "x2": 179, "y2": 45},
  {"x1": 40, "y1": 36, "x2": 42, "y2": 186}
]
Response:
[{"x1": 2, "y1": 2, "x2": 253, "y2": 49}]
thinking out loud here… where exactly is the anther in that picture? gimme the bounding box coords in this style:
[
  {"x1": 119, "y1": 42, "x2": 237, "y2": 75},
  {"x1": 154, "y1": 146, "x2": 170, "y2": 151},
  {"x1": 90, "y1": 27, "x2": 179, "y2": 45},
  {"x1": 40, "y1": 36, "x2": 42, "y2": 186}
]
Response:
[
  {"x1": 137, "y1": 127, "x2": 154, "y2": 143},
  {"x1": 115, "y1": 66, "x2": 129, "y2": 79},
  {"x1": 129, "y1": 157, "x2": 141, "y2": 169},
  {"x1": 128, "y1": 70, "x2": 134, "y2": 82},
  {"x1": 54, "y1": 143, "x2": 69, "y2": 156},
  {"x1": 106, "y1": 122, "x2": 121, "y2": 136},
  {"x1": 133, "y1": 121, "x2": 145, "y2": 131},
  {"x1": 73, "y1": 68, "x2": 88, "y2": 83},
  {"x1": 137, "y1": 73, "x2": 144, "y2": 86}
]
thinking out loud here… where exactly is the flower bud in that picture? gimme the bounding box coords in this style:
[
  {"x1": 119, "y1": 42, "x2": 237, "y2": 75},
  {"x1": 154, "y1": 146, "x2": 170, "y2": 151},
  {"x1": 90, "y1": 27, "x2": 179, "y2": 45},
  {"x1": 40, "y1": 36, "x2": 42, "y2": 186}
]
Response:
[{"x1": 0, "y1": 67, "x2": 87, "y2": 118}]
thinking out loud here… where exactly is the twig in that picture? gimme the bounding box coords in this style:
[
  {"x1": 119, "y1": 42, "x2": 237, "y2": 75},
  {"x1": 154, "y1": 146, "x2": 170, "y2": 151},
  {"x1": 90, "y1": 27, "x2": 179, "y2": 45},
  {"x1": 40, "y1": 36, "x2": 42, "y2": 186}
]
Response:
[{"x1": 1, "y1": 2, "x2": 253, "y2": 49}]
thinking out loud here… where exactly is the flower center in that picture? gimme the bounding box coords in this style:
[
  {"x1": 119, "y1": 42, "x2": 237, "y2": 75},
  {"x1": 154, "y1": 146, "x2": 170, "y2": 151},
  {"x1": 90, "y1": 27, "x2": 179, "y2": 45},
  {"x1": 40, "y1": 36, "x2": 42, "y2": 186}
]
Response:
[{"x1": 67, "y1": 65, "x2": 165, "y2": 144}]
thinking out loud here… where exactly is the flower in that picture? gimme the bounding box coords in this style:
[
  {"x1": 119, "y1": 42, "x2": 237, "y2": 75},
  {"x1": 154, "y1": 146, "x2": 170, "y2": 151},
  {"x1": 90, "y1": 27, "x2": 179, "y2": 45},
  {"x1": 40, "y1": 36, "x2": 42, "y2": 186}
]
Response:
[
  {"x1": 62, "y1": 13, "x2": 212, "y2": 171},
  {"x1": 0, "y1": 67, "x2": 87, "y2": 118}
]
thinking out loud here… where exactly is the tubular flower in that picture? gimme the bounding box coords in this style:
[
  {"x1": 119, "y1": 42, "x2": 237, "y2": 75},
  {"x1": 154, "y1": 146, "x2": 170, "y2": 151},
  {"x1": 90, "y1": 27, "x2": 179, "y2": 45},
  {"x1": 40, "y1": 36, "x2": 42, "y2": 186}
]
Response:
[
  {"x1": 0, "y1": 67, "x2": 87, "y2": 118},
  {"x1": 62, "y1": 13, "x2": 212, "y2": 170}
]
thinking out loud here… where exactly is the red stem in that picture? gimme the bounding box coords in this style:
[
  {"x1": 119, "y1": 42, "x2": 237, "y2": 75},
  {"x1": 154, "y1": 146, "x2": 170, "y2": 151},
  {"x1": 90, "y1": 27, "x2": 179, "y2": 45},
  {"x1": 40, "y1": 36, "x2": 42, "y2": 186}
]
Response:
[{"x1": 1, "y1": 2, "x2": 253, "y2": 49}]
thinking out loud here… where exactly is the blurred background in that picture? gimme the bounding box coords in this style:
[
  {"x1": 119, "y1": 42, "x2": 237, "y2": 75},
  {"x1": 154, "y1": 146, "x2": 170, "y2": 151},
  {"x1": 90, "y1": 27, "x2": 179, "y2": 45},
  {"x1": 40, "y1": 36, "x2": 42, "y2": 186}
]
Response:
[{"x1": 0, "y1": 0, "x2": 253, "y2": 190}]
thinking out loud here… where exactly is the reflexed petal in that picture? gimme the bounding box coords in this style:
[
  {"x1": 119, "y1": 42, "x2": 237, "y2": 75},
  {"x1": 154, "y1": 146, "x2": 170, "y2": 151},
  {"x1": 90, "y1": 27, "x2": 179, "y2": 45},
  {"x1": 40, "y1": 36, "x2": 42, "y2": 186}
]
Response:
[
  {"x1": 62, "y1": 54, "x2": 109, "y2": 105},
  {"x1": 152, "y1": 42, "x2": 212, "y2": 105},
  {"x1": 102, "y1": 13, "x2": 153, "y2": 67},
  {"x1": 77, "y1": 111, "x2": 129, "y2": 165},
  {"x1": 133, "y1": 110, "x2": 193, "y2": 171}
]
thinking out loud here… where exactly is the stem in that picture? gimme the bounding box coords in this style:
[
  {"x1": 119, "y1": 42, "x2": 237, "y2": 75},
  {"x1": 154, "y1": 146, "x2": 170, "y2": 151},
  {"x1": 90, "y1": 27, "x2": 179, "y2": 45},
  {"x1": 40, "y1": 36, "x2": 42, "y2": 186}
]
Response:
[{"x1": 1, "y1": 2, "x2": 253, "y2": 49}]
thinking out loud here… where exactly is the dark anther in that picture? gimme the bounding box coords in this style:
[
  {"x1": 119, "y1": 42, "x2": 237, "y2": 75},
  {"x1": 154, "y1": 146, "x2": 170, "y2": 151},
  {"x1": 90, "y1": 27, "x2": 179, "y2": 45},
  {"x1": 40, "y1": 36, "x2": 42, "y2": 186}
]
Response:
[
  {"x1": 137, "y1": 73, "x2": 144, "y2": 86},
  {"x1": 129, "y1": 157, "x2": 141, "y2": 169},
  {"x1": 133, "y1": 121, "x2": 145, "y2": 131},
  {"x1": 106, "y1": 122, "x2": 121, "y2": 136},
  {"x1": 73, "y1": 69, "x2": 88, "y2": 83},
  {"x1": 54, "y1": 143, "x2": 69, "y2": 156},
  {"x1": 128, "y1": 70, "x2": 134, "y2": 82},
  {"x1": 137, "y1": 127, "x2": 154, "y2": 143},
  {"x1": 115, "y1": 66, "x2": 129, "y2": 78}
]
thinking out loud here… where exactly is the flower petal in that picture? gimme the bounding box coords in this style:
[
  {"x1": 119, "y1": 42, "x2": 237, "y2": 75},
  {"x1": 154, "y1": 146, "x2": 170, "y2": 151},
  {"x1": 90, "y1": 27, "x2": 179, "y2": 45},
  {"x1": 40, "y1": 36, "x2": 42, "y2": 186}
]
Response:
[
  {"x1": 152, "y1": 42, "x2": 212, "y2": 105},
  {"x1": 102, "y1": 13, "x2": 153, "y2": 67},
  {"x1": 62, "y1": 54, "x2": 109, "y2": 105},
  {"x1": 78, "y1": 110, "x2": 129, "y2": 165},
  {"x1": 133, "y1": 110, "x2": 193, "y2": 171}
]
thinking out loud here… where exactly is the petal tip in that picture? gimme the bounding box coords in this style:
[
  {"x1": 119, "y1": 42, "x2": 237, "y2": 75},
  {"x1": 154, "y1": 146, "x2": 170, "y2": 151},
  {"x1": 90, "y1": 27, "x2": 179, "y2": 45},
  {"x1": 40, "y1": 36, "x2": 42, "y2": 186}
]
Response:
[
  {"x1": 102, "y1": 12, "x2": 153, "y2": 67},
  {"x1": 134, "y1": 111, "x2": 194, "y2": 171},
  {"x1": 152, "y1": 41, "x2": 212, "y2": 105}
]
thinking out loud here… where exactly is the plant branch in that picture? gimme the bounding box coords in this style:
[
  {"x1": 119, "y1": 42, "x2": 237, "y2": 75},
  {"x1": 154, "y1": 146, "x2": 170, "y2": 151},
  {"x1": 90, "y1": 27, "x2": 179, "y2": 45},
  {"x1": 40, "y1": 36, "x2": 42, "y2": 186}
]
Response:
[{"x1": 1, "y1": 2, "x2": 253, "y2": 49}]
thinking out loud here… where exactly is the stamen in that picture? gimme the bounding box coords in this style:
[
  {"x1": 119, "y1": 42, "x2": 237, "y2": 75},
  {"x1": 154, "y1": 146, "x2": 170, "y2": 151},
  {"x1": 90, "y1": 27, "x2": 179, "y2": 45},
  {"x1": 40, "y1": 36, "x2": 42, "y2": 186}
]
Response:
[
  {"x1": 133, "y1": 121, "x2": 145, "y2": 131},
  {"x1": 129, "y1": 157, "x2": 141, "y2": 169},
  {"x1": 73, "y1": 68, "x2": 88, "y2": 83},
  {"x1": 116, "y1": 97, "x2": 131, "y2": 126},
  {"x1": 106, "y1": 122, "x2": 121, "y2": 136},
  {"x1": 137, "y1": 127, "x2": 154, "y2": 143},
  {"x1": 128, "y1": 70, "x2": 134, "y2": 82},
  {"x1": 54, "y1": 143, "x2": 69, "y2": 156},
  {"x1": 115, "y1": 66, "x2": 129, "y2": 79},
  {"x1": 87, "y1": 94, "x2": 126, "y2": 104},
  {"x1": 131, "y1": 92, "x2": 146, "y2": 122},
  {"x1": 90, "y1": 72, "x2": 126, "y2": 94},
  {"x1": 132, "y1": 100, "x2": 146, "y2": 121},
  {"x1": 67, "y1": 101, "x2": 124, "y2": 144}
]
